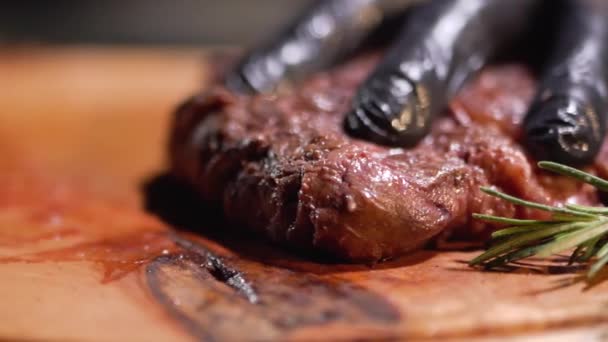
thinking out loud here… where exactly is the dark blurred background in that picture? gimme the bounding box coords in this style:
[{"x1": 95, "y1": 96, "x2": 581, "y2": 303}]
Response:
[{"x1": 0, "y1": 0, "x2": 314, "y2": 46}]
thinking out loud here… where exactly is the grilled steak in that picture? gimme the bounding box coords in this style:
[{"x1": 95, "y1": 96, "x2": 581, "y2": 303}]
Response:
[{"x1": 169, "y1": 56, "x2": 605, "y2": 262}]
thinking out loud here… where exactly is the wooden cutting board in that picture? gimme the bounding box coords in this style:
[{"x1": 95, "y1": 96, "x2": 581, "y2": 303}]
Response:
[{"x1": 1, "y1": 47, "x2": 607, "y2": 342}]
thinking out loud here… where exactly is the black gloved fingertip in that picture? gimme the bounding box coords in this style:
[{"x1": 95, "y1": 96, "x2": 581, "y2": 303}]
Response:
[
  {"x1": 343, "y1": 107, "x2": 386, "y2": 144},
  {"x1": 524, "y1": 97, "x2": 603, "y2": 166}
]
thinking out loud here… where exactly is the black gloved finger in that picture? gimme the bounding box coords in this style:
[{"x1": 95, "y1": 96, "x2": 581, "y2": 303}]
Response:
[
  {"x1": 345, "y1": 0, "x2": 540, "y2": 147},
  {"x1": 523, "y1": 0, "x2": 608, "y2": 166},
  {"x1": 225, "y1": 0, "x2": 416, "y2": 94}
]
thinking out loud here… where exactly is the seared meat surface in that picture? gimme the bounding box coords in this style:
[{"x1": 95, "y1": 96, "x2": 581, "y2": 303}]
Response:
[{"x1": 170, "y1": 57, "x2": 604, "y2": 262}]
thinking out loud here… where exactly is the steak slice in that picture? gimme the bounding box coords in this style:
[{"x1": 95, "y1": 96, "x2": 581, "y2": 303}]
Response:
[{"x1": 169, "y1": 57, "x2": 604, "y2": 262}]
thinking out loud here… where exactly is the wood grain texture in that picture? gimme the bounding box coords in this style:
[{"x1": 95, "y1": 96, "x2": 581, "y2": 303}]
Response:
[{"x1": 0, "y1": 47, "x2": 607, "y2": 341}]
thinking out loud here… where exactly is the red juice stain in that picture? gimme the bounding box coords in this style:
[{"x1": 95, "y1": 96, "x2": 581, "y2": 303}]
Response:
[
  {"x1": 0, "y1": 230, "x2": 179, "y2": 283},
  {"x1": 0, "y1": 170, "x2": 182, "y2": 283}
]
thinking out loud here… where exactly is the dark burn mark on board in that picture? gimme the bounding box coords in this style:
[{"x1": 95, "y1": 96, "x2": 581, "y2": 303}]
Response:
[
  {"x1": 205, "y1": 253, "x2": 260, "y2": 304},
  {"x1": 146, "y1": 235, "x2": 400, "y2": 341},
  {"x1": 176, "y1": 235, "x2": 259, "y2": 304}
]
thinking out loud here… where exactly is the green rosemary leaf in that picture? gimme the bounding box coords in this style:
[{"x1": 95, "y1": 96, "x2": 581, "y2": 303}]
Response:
[
  {"x1": 565, "y1": 204, "x2": 608, "y2": 215},
  {"x1": 535, "y1": 221, "x2": 608, "y2": 258},
  {"x1": 479, "y1": 187, "x2": 597, "y2": 219},
  {"x1": 484, "y1": 244, "x2": 545, "y2": 268},
  {"x1": 569, "y1": 244, "x2": 586, "y2": 265},
  {"x1": 588, "y1": 253, "x2": 608, "y2": 280},
  {"x1": 539, "y1": 161, "x2": 608, "y2": 192},
  {"x1": 491, "y1": 223, "x2": 556, "y2": 238},
  {"x1": 552, "y1": 213, "x2": 595, "y2": 222},
  {"x1": 470, "y1": 221, "x2": 587, "y2": 265},
  {"x1": 595, "y1": 241, "x2": 608, "y2": 259},
  {"x1": 472, "y1": 214, "x2": 547, "y2": 225},
  {"x1": 472, "y1": 161, "x2": 608, "y2": 281},
  {"x1": 579, "y1": 236, "x2": 603, "y2": 262}
]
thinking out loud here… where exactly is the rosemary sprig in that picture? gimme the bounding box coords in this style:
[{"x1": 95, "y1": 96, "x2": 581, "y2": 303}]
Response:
[{"x1": 470, "y1": 161, "x2": 608, "y2": 281}]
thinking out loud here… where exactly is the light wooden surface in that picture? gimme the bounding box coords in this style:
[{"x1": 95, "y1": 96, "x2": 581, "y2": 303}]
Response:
[
  {"x1": 0, "y1": 47, "x2": 202, "y2": 342},
  {"x1": 1, "y1": 47, "x2": 608, "y2": 341}
]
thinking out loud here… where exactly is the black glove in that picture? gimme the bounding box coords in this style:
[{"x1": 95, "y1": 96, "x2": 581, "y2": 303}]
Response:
[{"x1": 225, "y1": 0, "x2": 608, "y2": 166}]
